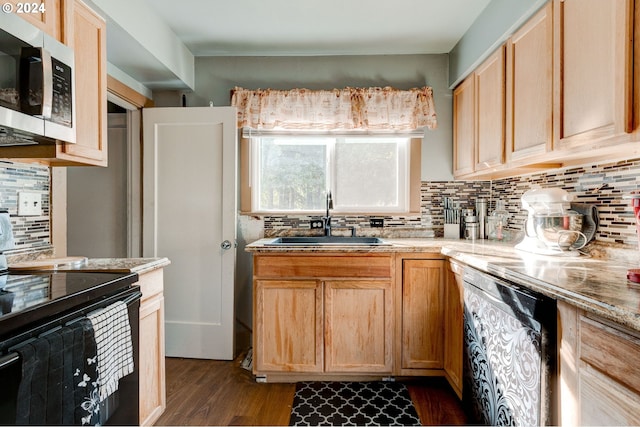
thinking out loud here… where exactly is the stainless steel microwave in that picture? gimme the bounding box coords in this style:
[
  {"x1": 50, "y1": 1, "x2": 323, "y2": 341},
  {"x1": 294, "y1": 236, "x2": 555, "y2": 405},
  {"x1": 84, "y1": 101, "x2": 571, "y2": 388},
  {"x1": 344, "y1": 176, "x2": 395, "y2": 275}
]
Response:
[{"x1": 0, "y1": 13, "x2": 75, "y2": 145}]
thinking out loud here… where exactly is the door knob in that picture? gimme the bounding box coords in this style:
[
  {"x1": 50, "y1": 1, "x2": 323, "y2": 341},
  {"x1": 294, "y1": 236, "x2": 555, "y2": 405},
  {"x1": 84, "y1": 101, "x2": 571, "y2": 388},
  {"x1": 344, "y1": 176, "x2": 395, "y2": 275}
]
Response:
[{"x1": 220, "y1": 240, "x2": 233, "y2": 250}]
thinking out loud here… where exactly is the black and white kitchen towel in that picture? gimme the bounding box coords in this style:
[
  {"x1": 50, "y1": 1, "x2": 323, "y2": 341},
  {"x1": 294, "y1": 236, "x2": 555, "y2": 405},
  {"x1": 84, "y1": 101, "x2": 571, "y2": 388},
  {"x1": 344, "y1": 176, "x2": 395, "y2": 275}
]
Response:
[{"x1": 87, "y1": 300, "x2": 134, "y2": 402}]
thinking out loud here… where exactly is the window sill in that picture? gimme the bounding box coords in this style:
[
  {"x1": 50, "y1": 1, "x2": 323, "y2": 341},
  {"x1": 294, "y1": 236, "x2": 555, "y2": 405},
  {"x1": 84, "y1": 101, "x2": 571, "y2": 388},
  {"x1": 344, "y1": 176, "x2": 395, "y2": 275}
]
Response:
[{"x1": 239, "y1": 211, "x2": 421, "y2": 217}]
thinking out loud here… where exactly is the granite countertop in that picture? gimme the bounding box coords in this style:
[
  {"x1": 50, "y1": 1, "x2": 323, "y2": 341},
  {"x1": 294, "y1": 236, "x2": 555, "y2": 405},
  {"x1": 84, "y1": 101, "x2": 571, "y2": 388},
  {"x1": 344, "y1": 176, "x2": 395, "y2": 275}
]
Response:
[
  {"x1": 59, "y1": 257, "x2": 171, "y2": 275},
  {"x1": 246, "y1": 237, "x2": 640, "y2": 332}
]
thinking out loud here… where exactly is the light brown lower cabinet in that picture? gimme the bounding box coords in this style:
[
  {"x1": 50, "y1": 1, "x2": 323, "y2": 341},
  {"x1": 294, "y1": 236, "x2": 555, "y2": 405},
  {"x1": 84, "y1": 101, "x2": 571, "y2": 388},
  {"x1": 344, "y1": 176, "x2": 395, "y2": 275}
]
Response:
[
  {"x1": 254, "y1": 279, "x2": 323, "y2": 373},
  {"x1": 254, "y1": 277, "x2": 394, "y2": 374},
  {"x1": 397, "y1": 257, "x2": 445, "y2": 372},
  {"x1": 252, "y1": 254, "x2": 394, "y2": 379},
  {"x1": 324, "y1": 279, "x2": 393, "y2": 373},
  {"x1": 558, "y1": 300, "x2": 640, "y2": 426},
  {"x1": 394, "y1": 255, "x2": 462, "y2": 397},
  {"x1": 138, "y1": 268, "x2": 166, "y2": 426},
  {"x1": 444, "y1": 259, "x2": 464, "y2": 398},
  {"x1": 252, "y1": 252, "x2": 465, "y2": 384}
]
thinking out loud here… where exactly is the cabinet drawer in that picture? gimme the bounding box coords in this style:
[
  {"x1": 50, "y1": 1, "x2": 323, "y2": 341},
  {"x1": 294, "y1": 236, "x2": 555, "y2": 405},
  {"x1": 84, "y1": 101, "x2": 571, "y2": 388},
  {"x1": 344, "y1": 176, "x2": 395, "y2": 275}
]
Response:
[
  {"x1": 254, "y1": 255, "x2": 393, "y2": 278},
  {"x1": 138, "y1": 269, "x2": 164, "y2": 301},
  {"x1": 579, "y1": 316, "x2": 640, "y2": 393}
]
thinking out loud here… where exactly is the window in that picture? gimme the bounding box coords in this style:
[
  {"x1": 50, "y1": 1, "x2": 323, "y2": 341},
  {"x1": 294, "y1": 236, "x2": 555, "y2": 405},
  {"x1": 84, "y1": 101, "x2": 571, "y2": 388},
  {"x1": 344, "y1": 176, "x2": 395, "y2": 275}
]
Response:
[{"x1": 245, "y1": 134, "x2": 419, "y2": 214}]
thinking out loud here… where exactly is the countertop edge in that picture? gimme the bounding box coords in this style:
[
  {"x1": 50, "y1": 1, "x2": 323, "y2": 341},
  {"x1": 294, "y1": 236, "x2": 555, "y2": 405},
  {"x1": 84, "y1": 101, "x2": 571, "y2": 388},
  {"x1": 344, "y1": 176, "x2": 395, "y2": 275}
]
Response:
[{"x1": 57, "y1": 257, "x2": 171, "y2": 274}]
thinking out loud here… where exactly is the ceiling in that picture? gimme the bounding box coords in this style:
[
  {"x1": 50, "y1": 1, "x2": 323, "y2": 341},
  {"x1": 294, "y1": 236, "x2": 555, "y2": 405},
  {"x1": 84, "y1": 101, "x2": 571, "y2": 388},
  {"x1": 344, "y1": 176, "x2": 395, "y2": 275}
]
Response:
[
  {"x1": 140, "y1": 0, "x2": 490, "y2": 56},
  {"x1": 96, "y1": 0, "x2": 492, "y2": 90}
]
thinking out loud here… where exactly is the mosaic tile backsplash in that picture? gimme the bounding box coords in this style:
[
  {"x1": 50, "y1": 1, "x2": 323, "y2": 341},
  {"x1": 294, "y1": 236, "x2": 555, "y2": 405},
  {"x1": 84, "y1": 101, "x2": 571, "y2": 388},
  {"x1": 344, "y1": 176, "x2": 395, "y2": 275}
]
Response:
[
  {"x1": 0, "y1": 161, "x2": 51, "y2": 254},
  {"x1": 261, "y1": 157, "x2": 640, "y2": 249},
  {"x1": 2, "y1": 154, "x2": 640, "y2": 255}
]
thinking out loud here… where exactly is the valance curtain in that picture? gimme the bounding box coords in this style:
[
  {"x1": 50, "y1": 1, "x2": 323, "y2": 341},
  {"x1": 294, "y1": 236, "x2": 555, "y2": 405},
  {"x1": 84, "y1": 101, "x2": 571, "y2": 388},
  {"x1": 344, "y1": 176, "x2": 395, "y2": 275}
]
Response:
[{"x1": 231, "y1": 86, "x2": 437, "y2": 131}]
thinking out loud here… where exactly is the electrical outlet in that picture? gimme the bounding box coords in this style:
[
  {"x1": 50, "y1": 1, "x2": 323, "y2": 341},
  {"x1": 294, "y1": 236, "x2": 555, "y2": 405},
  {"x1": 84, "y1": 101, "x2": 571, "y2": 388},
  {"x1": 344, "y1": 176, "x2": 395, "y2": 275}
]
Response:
[
  {"x1": 310, "y1": 219, "x2": 324, "y2": 229},
  {"x1": 18, "y1": 191, "x2": 42, "y2": 216},
  {"x1": 370, "y1": 218, "x2": 384, "y2": 228}
]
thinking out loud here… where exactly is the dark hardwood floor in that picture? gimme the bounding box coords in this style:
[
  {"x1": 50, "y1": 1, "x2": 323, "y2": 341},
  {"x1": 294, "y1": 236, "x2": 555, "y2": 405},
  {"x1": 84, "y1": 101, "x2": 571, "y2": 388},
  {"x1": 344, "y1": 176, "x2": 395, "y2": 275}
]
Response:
[{"x1": 155, "y1": 350, "x2": 468, "y2": 426}]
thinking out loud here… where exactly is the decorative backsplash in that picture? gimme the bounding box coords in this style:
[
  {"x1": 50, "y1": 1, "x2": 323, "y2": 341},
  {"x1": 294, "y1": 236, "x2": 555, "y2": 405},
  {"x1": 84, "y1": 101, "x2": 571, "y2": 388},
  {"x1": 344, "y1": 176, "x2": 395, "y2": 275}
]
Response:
[
  {"x1": 261, "y1": 157, "x2": 640, "y2": 249},
  {"x1": 1, "y1": 154, "x2": 637, "y2": 253},
  {"x1": 0, "y1": 161, "x2": 51, "y2": 254},
  {"x1": 492, "y1": 158, "x2": 640, "y2": 248}
]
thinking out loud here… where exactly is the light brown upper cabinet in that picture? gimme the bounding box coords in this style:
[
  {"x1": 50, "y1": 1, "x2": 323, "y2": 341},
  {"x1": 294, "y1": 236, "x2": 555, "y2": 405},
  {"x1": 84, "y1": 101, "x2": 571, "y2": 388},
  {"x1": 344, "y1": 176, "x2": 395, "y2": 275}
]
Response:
[
  {"x1": 453, "y1": 76, "x2": 476, "y2": 176},
  {"x1": 1, "y1": 0, "x2": 108, "y2": 166},
  {"x1": 475, "y1": 46, "x2": 506, "y2": 172},
  {"x1": 506, "y1": 2, "x2": 553, "y2": 163},
  {"x1": 453, "y1": 47, "x2": 506, "y2": 177},
  {"x1": 57, "y1": 0, "x2": 108, "y2": 166},
  {"x1": 553, "y1": 0, "x2": 634, "y2": 151},
  {"x1": 453, "y1": 0, "x2": 638, "y2": 179},
  {"x1": 5, "y1": 0, "x2": 62, "y2": 40}
]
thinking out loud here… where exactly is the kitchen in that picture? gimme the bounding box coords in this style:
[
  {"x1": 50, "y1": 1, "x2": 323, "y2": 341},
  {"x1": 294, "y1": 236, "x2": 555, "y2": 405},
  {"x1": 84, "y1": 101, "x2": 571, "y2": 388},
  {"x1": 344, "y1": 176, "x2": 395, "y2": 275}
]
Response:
[{"x1": 1, "y1": 0, "x2": 640, "y2": 426}]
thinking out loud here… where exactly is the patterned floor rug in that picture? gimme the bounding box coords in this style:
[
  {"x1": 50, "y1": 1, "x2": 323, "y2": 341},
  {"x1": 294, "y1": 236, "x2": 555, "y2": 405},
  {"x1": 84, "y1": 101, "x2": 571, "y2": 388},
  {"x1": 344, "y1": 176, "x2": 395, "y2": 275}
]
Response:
[{"x1": 289, "y1": 381, "x2": 421, "y2": 426}]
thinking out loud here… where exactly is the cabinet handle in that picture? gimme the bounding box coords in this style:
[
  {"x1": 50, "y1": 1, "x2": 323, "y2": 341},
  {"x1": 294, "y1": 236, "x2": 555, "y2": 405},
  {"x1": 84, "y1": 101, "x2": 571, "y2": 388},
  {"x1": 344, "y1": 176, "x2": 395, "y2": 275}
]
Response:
[{"x1": 220, "y1": 240, "x2": 233, "y2": 250}]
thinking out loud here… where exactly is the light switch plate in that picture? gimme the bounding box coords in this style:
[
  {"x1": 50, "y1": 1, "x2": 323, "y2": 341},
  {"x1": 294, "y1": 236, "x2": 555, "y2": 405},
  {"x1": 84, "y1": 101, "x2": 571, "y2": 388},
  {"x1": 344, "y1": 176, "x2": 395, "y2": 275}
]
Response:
[{"x1": 18, "y1": 191, "x2": 42, "y2": 216}]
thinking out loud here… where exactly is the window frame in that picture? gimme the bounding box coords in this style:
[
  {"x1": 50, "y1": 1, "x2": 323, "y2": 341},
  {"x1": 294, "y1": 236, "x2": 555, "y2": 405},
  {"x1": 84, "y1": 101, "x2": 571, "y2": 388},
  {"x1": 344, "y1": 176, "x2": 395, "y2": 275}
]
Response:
[{"x1": 239, "y1": 132, "x2": 422, "y2": 216}]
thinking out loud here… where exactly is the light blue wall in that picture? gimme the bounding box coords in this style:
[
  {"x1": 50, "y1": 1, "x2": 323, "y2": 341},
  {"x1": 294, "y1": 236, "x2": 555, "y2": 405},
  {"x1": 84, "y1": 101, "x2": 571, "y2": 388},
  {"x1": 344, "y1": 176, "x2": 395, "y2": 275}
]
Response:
[{"x1": 448, "y1": 0, "x2": 547, "y2": 88}]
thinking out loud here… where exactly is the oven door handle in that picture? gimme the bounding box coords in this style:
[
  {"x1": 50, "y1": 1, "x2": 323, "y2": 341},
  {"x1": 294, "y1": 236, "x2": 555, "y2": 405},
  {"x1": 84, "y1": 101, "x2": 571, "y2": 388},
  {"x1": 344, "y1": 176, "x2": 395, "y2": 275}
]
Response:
[
  {"x1": 0, "y1": 352, "x2": 19, "y2": 370},
  {"x1": 123, "y1": 290, "x2": 142, "y2": 306}
]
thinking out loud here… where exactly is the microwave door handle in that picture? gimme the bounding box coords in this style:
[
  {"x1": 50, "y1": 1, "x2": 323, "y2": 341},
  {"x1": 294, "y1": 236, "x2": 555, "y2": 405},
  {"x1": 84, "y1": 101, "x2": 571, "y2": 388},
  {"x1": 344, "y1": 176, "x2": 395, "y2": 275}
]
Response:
[{"x1": 40, "y1": 48, "x2": 52, "y2": 120}]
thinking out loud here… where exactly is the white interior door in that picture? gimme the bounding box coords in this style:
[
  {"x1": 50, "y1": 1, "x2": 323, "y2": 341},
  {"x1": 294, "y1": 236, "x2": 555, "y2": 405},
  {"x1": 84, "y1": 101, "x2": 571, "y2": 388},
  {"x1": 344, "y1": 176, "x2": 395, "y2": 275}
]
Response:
[{"x1": 142, "y1": 106, "x2": 237, "y2": 360}]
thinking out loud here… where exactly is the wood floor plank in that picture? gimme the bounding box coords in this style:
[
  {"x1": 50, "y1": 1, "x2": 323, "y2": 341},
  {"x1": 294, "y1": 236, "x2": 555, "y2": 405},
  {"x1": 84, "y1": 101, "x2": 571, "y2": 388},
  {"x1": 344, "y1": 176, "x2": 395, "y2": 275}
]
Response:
[
  {"x1": 406, "y1": 378, "x2": 468, "y2": 425},
  {"x1": 155, "y1": 351, "x2": 466, "y2": 426}
]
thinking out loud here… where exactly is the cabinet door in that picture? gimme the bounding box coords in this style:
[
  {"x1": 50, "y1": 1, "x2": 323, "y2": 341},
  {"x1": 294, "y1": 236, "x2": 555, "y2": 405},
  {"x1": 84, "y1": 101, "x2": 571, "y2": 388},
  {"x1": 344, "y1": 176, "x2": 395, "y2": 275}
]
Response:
[
  {"x1": 444, "y1": 260, "x2": 463, "y2": 398},
  {"x1": 579, "y1": 364, "x2": 640, "y2": 426},
  {"x1": 401, "y1": 260, "x2": 444, "y2": 370},
  {"x1": 139, "y1": 293, "x2": 166, "y2": 426},
  {"x1": 453, "y1": 76, "x2": 476, "y2": 177},
  {"x1": 58, "y1": 0, "x2": 108, "y2": 165},
  {"x1": 553, "y1": 0, "x2": 633, "y2": 149},
  {"x1": 475, "y1": 46, "x2": 505, "y2": 172},
  {"x1": 254, "y1": 280, "x2": 323, "y2": 372},
  {"x1": 506, "y1": 2, "x2": 553, "y2": 162},
  {"x1": 578, "y1": 315, "x2": 640, "y2": 425},
  {"x1": 324, "y1": 279, "x2": 393, "y2": 373},
  {"x1": 557, "y1": 301, "x2": 579, "y2": 427},
  {"x1": 6, "y1": 0, "x2": 62, "y2": 40}
]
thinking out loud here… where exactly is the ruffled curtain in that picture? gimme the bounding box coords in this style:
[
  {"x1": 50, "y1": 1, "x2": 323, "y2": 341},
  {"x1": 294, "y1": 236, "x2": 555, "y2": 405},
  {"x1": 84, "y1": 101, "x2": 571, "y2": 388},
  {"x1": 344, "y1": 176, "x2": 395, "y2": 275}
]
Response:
[{"x1": 231, "y1": 86, "x2": 437, "y2": 131}]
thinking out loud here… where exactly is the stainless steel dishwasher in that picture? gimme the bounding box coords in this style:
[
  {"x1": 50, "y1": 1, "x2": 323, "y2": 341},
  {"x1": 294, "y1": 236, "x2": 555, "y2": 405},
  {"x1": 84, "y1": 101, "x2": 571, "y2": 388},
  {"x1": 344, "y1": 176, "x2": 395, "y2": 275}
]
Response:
[{"x1": 462, "y1": 266, "x2": 557, "y2": 426}]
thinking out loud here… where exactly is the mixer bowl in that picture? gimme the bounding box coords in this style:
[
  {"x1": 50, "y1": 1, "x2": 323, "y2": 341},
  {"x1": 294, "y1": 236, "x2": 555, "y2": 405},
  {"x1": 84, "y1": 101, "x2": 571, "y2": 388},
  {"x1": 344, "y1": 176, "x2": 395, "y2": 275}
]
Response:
[{"x1": 532, "y1": 211, "x2": 586, "y2": 250}]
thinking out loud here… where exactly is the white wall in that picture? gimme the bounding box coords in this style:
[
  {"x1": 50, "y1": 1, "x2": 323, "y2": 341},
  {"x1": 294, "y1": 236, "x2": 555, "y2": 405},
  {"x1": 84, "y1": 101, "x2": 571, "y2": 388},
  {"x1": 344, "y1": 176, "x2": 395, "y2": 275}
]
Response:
[{"x1": 86, "y1": 0, "x2": 195, "y2": 89}]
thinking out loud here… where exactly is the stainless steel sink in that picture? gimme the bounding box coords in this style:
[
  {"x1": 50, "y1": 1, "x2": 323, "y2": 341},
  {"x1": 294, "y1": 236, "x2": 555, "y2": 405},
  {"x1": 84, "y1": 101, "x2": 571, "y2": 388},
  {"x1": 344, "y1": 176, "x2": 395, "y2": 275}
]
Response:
[{"x1": 265, "y1": 236, "x2": 389, "y2": 246}]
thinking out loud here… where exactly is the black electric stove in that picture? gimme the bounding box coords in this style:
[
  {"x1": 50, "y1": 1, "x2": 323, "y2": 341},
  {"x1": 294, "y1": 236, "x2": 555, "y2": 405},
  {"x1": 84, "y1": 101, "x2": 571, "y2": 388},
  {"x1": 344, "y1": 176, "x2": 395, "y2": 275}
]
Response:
[
  {"x1": 0, "y1": 270, "x2": 139, "y2": 342},
  {"x1": 0, "y1": 270, "x2": 141, "y2": 425},
  {"x1": 0, "y1": 210, "x2": 142, "y2": 425}
]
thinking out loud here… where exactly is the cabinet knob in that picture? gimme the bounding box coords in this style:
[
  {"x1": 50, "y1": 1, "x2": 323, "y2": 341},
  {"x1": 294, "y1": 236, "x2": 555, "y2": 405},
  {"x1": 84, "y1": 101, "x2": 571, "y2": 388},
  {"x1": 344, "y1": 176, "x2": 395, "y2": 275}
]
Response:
[{"x1": 220, "y1": 240, "x2": 233, "y2": 250}]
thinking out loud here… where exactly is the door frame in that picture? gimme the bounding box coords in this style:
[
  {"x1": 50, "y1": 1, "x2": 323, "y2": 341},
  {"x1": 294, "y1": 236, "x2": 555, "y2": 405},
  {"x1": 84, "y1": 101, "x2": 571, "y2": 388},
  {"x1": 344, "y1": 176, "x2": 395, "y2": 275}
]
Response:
[{"x1": 106, "y1": 77, "x2": 153, "y2": 257}]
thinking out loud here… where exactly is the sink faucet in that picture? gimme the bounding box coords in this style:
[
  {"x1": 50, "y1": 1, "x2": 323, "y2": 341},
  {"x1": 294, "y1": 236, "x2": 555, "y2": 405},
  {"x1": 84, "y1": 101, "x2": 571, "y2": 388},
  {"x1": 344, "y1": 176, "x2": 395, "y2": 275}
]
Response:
[{"x1": 323, "y1": 191, "x2": 333, "y2": 236}]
